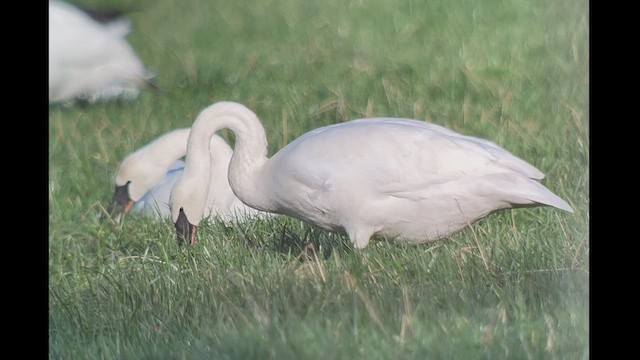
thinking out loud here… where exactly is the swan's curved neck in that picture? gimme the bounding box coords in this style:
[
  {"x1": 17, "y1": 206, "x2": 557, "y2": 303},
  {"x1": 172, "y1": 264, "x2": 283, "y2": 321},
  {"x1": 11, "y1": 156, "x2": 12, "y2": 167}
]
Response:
[
  {"x1": 184, "y1": 102, "x2": 270, "y2": 214},
  {"x1": 116, "y1": 128, "x2": 191, "y2": 200},
  {"x1": 138, "y1": 128, "x2": 191, "y2": 165}
]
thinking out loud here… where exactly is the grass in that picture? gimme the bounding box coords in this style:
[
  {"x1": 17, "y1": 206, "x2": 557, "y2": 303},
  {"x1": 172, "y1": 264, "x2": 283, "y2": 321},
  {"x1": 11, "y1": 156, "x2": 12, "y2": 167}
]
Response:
[{"x1": 49, "y1": 0, "x2": 589, "y2": 358}]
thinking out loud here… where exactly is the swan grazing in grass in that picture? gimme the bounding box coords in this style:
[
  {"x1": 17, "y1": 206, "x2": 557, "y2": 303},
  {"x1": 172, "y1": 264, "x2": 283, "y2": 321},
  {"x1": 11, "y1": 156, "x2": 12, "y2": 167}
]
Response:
[
  {"x1": 48, "y1": 0, "x2": 154, "y2": 104},
  {"x1": 109, "y1": 128, "x2": 265, "y2": 225},
  {"x1": 170, "y1": 101, "x2": 573, "y2": 248}
]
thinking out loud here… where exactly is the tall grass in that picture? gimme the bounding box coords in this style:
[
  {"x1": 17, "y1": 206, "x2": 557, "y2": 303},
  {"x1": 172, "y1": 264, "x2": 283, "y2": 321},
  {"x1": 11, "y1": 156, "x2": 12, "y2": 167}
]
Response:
[{"x1": 49, "y1": 0, "x2": 588, "y2": 358}]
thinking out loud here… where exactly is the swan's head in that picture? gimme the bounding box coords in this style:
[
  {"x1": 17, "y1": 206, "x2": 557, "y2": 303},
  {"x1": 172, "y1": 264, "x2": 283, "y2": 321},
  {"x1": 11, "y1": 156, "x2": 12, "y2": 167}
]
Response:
[
  {"x1": 107, "y1": 180, "x2": 136, "y2": 222},
  {"x1": 169, "y1": 166, "x2": 211, "y2": 246},
  {"x1": 174, "y1": 207, "x2": 198, "y2": 246},
  {"x1": 108, "y1": 155, "x2": 185, "y2": 223},
  {"x1": 107, "y1": 157, "x2": 158, "y2": 221},
  {"x1": 107, "y1": 155, "x2": 147, "y2": 221},
  {"x1": 106, "y1": 128, "x2": 192, "y2": 222}
]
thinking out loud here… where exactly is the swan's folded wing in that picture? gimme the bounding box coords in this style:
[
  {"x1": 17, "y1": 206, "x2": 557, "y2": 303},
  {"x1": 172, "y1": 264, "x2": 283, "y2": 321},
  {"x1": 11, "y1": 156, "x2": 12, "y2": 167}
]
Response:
[{"x1": 384, "y1": 172, "x2": 572, "y2": 212}]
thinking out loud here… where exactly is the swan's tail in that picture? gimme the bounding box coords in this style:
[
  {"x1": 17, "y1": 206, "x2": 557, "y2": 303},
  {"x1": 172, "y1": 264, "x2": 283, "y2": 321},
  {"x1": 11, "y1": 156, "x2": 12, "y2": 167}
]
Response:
[
  {"x1": 483, "y1": 173, "x2": 574, "y2": 213},
  {"x1": 522, "y1": 181, "x2": 573, "y2": 212},
  {"x1": 508, "y1": 175, "x2": 573, "y2": 212}
]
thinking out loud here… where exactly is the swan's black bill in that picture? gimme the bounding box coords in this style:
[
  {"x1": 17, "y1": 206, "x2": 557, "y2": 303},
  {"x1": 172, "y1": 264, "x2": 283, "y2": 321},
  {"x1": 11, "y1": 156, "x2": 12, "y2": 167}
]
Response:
[
  {"x1": 104, "y1": 182, "x2": 134, "y2": 223},
  {"x1": 175, "y1": 208, "x2": 198, "y2": 246}
]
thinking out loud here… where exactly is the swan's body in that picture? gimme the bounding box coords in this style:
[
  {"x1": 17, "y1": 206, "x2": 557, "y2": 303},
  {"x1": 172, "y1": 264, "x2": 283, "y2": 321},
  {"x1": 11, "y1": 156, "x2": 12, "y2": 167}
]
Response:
[
  {"x1": 48, "y1": 0, "x2": 154, "y2": 104},
  {"x1": 130, "y1": 159, "x2": 185, "y2": 218},
  {"x1": 170, "y1": 101, "x2": 573, "y2": 248},
  {"x1": 109, "y1": 128, "x2": 264, "y2": 224}
]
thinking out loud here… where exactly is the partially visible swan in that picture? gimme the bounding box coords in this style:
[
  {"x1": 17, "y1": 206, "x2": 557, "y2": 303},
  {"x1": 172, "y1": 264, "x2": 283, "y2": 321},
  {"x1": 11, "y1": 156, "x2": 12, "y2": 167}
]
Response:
[
  {"x1": 48, "y1": 0, "x2": 154, "y2": 104},
  {"x1": 170, "y1": 101, "x2": 573, "y2": 248},
  {"x1": 109, "y1": 128, "x2": 265, "y2": 226}
]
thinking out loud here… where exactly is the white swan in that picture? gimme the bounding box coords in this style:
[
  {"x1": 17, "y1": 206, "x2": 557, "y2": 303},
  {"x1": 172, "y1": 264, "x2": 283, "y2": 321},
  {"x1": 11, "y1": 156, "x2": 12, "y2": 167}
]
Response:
[
  {"x1": 48, "y1": 0, "x2": 154, "y2": 104},
  {"x1": 170, "y1": 101, "x2": 573, "y2": 249},
  {"x1": 109, "y1": 128, "x2": 265, "y2": 225}
]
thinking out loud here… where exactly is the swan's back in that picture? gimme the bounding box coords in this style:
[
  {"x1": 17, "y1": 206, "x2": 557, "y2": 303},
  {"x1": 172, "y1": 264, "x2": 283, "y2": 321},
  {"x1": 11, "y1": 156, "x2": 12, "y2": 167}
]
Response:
[
  {"x1": 279, "y1": 118, "x2": 545, "y2": 180},
  {"x1": 48, "y1": 0, "x2": 153, "y2": 104},
  {"x1": 134, "y1": 160, "x2": 185, "y2": 218}
]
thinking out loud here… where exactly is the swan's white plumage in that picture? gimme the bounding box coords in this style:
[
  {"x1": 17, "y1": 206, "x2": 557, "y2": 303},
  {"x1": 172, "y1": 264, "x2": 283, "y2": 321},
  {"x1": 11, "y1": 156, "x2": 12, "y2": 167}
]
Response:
[
  {"x1": 48, "y1": 0, "x2": 154, "y2": 104},
  {"x1": 171, "y1": 101, "x2": 573, "y2": 249},
  {"x1": 112, "y1": 128, "x2": 264, "y2": 222},
  {"x1": 132, "y1": 160, "x2": 185, "y2": 217}
]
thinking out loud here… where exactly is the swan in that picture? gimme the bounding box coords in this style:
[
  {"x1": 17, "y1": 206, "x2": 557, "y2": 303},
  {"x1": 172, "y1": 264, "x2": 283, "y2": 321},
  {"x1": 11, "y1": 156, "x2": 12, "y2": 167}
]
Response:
[
  {"x1": 169, "y1": 101, "x2": 573, "y2": 249},
  {"x1": 48, "y1": 0, "x2": 154, "y2": 104},
  {"x1": 109, "y1": 128, "x2": 265, "y2": 225}
]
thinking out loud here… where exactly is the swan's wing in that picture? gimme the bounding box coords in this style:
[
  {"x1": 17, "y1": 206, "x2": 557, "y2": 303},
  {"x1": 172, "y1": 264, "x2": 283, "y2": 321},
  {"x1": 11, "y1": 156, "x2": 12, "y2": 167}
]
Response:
[
  {"x1": 384, "y1": 172, "x2": 573, "y2": 212},
  {"x1": 134, "y1": 162, "x2": 185, "y2": 218},
  {"x1": 358, "y1": 118, "x2": 546, "y2": 180},
  {"x1": 269, "y1": 119, "x2": 556, "y2": 214},
  {"x1": 280, "y1": 118, "x2": 542, "y2": 180}
]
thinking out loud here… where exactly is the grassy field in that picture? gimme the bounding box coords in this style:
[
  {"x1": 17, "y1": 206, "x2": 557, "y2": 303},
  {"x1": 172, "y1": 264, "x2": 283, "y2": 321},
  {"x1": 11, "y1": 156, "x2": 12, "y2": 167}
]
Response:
[{"x1": 49, "y1": 0, "x2": 589, "y2": 358}]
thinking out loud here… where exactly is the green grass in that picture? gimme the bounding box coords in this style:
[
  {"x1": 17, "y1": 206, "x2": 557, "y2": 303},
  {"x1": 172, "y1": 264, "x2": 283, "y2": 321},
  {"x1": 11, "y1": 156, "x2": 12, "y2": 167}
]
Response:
[{"x1": 49, "y1": 0, "x2": 589, "y2": 358}]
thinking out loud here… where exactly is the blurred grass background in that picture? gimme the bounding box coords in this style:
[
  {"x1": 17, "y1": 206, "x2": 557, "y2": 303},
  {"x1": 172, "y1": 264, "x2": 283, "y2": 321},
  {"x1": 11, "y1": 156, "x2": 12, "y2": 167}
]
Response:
[{"x1": 49, "y1": 0, "x2": 588, "y2": 358}]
